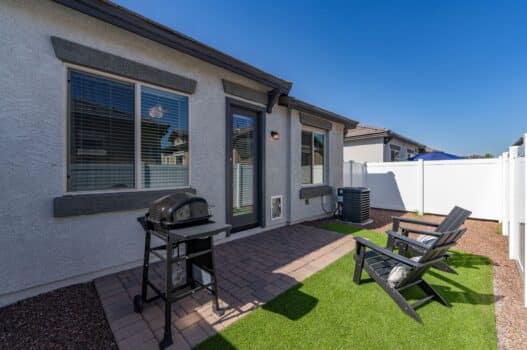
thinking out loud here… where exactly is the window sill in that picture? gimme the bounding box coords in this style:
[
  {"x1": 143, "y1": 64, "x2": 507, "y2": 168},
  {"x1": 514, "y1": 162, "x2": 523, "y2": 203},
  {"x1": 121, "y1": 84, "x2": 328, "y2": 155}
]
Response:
[
  {"x1": 53, "y1": 188, "x2": 195, "y2": 217},
  {"x1": 299, "y1": 185, "x2": 332, "y2": 199}
]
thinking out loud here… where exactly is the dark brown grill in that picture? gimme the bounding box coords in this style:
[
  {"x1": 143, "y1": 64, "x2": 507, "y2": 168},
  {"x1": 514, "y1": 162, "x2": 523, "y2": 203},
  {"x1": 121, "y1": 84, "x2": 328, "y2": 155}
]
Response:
[
  {"x1": 135, "y1": 192, "x2": 231, "y2": 349},
  {"x1": 146, "y1": 192, "x2": 211, "y2": 228}
]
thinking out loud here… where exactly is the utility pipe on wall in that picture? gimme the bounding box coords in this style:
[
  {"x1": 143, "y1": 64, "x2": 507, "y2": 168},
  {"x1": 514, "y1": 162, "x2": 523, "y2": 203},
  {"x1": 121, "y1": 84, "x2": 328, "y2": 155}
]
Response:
[{"x1": 286, "y1": 103, "x2": 293, "y2": 224}]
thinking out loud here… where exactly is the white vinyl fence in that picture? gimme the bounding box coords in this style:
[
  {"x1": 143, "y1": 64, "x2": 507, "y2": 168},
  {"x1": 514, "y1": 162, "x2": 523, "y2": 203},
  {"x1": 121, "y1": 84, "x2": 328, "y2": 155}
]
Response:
[{"x1": 344, "y1": 134, "x2": 527, "y2": 306}]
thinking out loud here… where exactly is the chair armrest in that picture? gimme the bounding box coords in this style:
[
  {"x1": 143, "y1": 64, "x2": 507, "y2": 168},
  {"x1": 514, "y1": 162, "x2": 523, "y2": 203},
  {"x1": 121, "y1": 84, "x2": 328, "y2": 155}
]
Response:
[
  {"x1": 385, "y1": 230, "x2": 431, "y2": 250},
  {"x1": 355, "y1": 236, "x2": 449, "y2": 269},
  {"x1": 354, "y1": 237, "x2": 420, "y2": 268},
  {"x1": 392, "y1": 216, "x2": 439, "y2": 227},
  {"x1": 400, "y1": 227, "x2": 443, "y2": 237}
]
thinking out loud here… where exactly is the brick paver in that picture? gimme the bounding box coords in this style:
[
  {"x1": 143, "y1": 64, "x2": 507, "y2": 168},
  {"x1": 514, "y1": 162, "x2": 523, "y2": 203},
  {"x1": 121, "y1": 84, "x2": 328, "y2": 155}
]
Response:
[{"x1": 95, "y1": 224, "x2": 355, "y2": 349}]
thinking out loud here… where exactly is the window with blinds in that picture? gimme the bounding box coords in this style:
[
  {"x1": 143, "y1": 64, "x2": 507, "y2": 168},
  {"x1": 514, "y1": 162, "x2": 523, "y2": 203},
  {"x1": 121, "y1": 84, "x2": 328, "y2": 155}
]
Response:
[
  {"x1": 141, "y1": 86, "x2": 189, "y2": 188},
  {"x1": 301, "y1": 131, "x2": 313, "y2": 184},
  {"x1": 301, "y1": 129, "x2": 326, "y2": 185},
  {"x1": 67, "y1": 69, "x2": 190, "y2": 192},
  {"x1": 68, "y1": 70, "x2": 135, "y2": 191}
]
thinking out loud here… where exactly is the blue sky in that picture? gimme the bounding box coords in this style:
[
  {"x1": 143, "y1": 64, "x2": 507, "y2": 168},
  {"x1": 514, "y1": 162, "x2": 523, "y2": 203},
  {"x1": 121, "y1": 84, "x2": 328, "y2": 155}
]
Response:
[{"x1": 114, "y1": 0, "x2": 526, "y2": 156}]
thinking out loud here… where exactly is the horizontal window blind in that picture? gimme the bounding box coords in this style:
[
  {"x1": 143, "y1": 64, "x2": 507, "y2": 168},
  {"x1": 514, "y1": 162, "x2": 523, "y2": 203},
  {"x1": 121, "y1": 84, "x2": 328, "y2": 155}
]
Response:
[
  {"x1": 313, "y1": 132, "x2": 325, "y2": 184},
  {"x1": 232, "y1": 115, "x2": 254, "y2": 215},
  {"x1": 301, "y1": 130, "x2": 326, "y2": 185},
  {"x1": 141, "y1": 86, "x2": 189, "y2": 188},
  {"x1": 68, "y1": 70, "x2": 135, "y2": 191},
  {"x1": 301, "y1": 131, "x2": 313, "y2": 184}
]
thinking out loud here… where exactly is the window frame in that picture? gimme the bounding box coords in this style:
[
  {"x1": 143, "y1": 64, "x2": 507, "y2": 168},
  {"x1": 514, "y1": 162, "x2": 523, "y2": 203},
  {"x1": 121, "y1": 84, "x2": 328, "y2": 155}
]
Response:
[
  {"x1": 390, "y1": 144, "x2": 401, "y2": 162},
  {"x1": 301, "y1": 126, "x2": 327, "y2": 186},
  {"x1": 407, "y1": 148, "x2": 415, "y2": 160},
  {"x1": 65, "y1": 64, "x2": 192, "y2": 194}
]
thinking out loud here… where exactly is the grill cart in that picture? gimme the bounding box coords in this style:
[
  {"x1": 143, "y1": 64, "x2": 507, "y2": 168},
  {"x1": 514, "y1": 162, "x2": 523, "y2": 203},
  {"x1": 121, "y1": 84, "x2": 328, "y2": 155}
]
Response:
[{"x1": 134, "y1": 193, "x2": 231, "y2": 349}]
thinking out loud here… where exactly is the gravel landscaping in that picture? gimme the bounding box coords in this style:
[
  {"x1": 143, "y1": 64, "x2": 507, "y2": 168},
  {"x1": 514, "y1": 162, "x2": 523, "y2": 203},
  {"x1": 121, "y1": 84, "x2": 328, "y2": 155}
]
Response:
[{"x1": 0, "y1": 282, "x2": 117, "y2": 350}]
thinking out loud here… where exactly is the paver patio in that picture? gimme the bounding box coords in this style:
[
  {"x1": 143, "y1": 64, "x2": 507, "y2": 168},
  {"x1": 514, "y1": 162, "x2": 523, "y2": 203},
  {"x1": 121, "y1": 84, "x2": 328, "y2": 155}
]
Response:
[{"x1": 95, "y1": 224, "x2": 356, "y2": 350}]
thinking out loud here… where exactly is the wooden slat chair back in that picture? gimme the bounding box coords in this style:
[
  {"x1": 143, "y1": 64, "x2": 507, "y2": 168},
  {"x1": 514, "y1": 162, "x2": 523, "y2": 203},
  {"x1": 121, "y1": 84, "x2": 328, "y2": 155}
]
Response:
[
  {"x1": 353, "y1": 228, "x2": 467, "y2": 322},
  {"x1": 436, "y1": 206, "x2": 472, "y2": 233},
  {"x1": 397, "y1": 228, "x2": 466, "y2": 287},
  {"x1": 389, "y1": 206, "x2": 471, "y2": 274}
]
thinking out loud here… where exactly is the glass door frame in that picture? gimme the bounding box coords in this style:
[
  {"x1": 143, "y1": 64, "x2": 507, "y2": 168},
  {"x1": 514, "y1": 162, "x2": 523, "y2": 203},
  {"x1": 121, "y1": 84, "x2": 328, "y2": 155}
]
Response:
[{"x1": 225, "y1": 97, "x2": 266, "y2": 233}]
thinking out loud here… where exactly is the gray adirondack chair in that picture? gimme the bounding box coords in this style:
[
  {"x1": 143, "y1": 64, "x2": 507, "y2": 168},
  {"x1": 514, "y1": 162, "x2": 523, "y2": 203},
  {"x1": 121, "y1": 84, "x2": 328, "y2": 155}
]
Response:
[
  {"x1": 387, "y1": 206, "x2": 472, "y2": 274},
  {"x1": 353, "y1": 227, "x2": 467, "y2": 322}
]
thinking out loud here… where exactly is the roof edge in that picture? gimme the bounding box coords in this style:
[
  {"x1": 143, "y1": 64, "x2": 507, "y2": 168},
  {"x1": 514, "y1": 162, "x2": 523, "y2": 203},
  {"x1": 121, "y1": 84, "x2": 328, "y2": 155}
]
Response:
[
  {"x1": 278, "y1": 96, "x2": 358, "y2": 129},
  {"x1": 344, "y1": 132, "x2": 388, "y2": 143},
  {"x1": 345, "y1": 126, "x2": 425, "y2": 149},
  {"x1": 387, "y1": 131, "x2": 426, "y2": 149},
  {"x1": 52, "y1": 0, "x2": 292, "y2": 93}
]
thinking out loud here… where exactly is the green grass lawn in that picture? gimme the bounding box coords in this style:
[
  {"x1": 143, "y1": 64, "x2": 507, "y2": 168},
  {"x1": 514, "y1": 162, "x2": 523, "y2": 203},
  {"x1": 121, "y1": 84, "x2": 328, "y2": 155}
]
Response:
[{"x1": 196, "y1": 224, "x2": 496, "y2": 350}]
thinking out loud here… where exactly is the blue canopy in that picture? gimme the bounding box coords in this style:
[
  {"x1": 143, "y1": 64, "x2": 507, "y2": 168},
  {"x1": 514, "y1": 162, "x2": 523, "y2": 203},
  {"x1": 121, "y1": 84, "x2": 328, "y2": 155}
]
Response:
[{"x1": 409, "y1": 151, "x2": 463, "y2": 161}]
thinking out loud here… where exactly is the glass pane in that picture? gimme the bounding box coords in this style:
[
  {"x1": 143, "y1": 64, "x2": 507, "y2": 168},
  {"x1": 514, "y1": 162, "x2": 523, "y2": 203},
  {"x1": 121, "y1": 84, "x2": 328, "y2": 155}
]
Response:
[
  {"x1": 301, "y1": 131, "x2": 313, "y2": 184},
  {"x1": 141, "y1": 86, "x2": 189, "y2": 188},
  {"x1": 313, "y1": 132, "x2": 325, "y2": 184},
  {"x1": 68, "y1": 70, "x2": 135, "y2": 191},
  {"x1": 232, "y1": 114, "x2": 254, "y2": 216},
  {"x1": 391, "y1": 146, "x2": 400, "y2": 161}
]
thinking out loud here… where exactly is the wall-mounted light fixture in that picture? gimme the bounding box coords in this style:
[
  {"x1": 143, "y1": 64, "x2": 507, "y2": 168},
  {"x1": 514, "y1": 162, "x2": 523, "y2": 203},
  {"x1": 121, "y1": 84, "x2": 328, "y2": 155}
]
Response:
[{"x1": 270, "y1": 131, "x2": 280, "y2": 140}]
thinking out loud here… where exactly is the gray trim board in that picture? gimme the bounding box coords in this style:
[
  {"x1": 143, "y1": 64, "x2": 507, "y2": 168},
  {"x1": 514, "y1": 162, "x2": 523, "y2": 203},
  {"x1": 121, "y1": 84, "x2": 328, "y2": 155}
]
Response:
[
  {"x1": 52, "y1": 0, "x2": 292, "y2": 93},
  {"x1": 54, "y1": 188, "x2": 196, "y2": 217},
  {"x1": 300, "y1": 112, "x2": 332, "y2": 130},
  {"x1": 266, "y1": 88, "x2": 281, "y2": 113},
  {"x1": 51, "y1": 36, "x2": 196, "y2": 94},
  {"x1": 279, "y1": 96, "x2": 357, "y2": 129},
  {"x1": 299, "y1": 185, "x2": 333, "y2": 199},
  {"x1": 222, "y1": 79, "x2": 268, "y2": 105}
]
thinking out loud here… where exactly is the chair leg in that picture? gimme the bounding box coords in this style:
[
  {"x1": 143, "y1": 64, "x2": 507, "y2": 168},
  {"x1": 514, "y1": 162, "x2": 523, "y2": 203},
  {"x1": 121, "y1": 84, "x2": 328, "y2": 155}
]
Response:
[
  {"x1": 433, "y1": 261, "x2": 457, "y2": 274},
  {"x1": 419, "y1": 280, "x2": 450, "y2": 307},
  {"x1": 387, "y1": 287, "x2": 422, "y2": 322},
  {"x1": 353, "y1": 244, "x2": 365, "y2": 285},
  {"x1": 386, "y1": 235, "x2": 395, "y2": 250},
  {"x1": 373, "y1": 274, "x2": 422, "y2": 323}
]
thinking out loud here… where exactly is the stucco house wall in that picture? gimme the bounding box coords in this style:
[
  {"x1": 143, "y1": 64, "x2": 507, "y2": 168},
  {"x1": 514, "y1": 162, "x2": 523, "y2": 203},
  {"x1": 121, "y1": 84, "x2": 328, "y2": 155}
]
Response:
[
  {"x1": 344, "y1": 136, "x2": 423, "y2": 163},
  {"x1": 343, "y1": 137, "x2": 384, "y2": 163},
  {"x1": 0, "y1": 0, "x2": 348, "y2": 305}
]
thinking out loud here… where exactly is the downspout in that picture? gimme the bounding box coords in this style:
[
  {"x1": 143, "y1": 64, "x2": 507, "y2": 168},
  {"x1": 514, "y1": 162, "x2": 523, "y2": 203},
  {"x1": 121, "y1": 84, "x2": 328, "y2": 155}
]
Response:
[{"x1": 286, "y1": 101, "x2": 293, "y2": 224}]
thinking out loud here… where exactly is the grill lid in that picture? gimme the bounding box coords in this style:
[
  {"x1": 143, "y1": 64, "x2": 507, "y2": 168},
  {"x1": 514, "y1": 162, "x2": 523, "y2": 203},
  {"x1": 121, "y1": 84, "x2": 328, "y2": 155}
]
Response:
[{"x1": 147, "y1": 192, "x2": 211, "y2": 228}]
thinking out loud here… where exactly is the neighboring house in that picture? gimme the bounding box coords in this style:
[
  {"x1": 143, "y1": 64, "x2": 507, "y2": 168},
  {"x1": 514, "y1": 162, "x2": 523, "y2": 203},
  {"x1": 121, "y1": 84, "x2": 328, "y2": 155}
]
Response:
[
  {"x1": 0, "y1": 0, "x2": 358, "y2": 305},
  {"x1": 344, "y1": 125, "x2": 426, "y2": 163}
]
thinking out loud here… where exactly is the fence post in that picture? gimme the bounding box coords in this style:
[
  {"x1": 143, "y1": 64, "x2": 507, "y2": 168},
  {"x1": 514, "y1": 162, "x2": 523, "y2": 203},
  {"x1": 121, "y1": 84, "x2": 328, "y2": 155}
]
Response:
[
  {"x1": 509, "y1": 146, "x2": 520, "y2": 260},
  {"x1": 524, "y1": 133, "x2": 527, "y2": 307},
  {"x1": 417, "y1": 159, "x2": 424, "y2": 215},
  {"x1": 349, "y1": 160, "x2": 354, "y2": 187},
  {"x1": 501, "y1": 152, "x2": 510, "y2": 236},
  {"x1": 362, "y1": 162, "x2": 368, "y2": 188}
]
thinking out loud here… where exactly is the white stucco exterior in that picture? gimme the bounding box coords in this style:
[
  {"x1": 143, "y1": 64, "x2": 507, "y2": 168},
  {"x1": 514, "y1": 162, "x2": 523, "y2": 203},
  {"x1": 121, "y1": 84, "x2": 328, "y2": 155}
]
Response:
[
  {"x1": 343, "y1": 137, "x2": 385, "y2": 163},
  {"x1": 344, "y1": 136, "x2": 422, "y2": 163},
  {"x1": 0, "y1": 0, "x2": 346, "y2": 305}
]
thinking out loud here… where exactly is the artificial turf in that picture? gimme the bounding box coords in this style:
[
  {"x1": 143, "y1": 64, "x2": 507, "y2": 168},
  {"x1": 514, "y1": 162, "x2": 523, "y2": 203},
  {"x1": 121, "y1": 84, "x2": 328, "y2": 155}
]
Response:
[{"x1": 195, "y1": 224, "x2": 496, "y2": 350}]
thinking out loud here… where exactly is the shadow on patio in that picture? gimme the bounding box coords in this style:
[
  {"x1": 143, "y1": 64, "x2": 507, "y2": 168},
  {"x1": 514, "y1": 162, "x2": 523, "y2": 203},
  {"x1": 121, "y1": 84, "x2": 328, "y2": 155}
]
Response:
[{"x1": 95, "y1": 224, "x2": 354, "y2": 349}]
